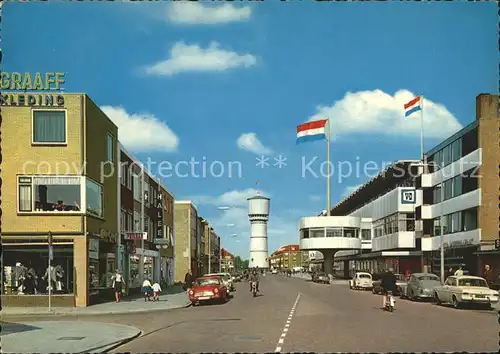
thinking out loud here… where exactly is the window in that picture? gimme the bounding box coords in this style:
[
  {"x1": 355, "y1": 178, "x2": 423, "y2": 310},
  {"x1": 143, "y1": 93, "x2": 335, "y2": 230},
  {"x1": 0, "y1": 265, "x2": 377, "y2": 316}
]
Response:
[
  {"x1": 432, "y1": 218, "x2": 441, "y2": 236},
  {"x1": 133, "y1": 211, "x2": 141, "y2": 231},
  {"x1": 18, "y1": 177, "x2": 33, "y2": 212},
  {"x1": 310, "y1": 229, "x2": 325, "y2": 238},
  {"x1": 86, "y1": 179, "x2": 103, "y2": 217},
  {"x1": 126, "y1": 168, "x2": 132, "y2": 190},
  {"x1": 120, "y1": 164, "x2": 126, "y2": 186},
  {"x1": 106, "y1": 134, "x2": 114, "y2": 162},
  {"x1": 451, "y1": 212, "x2": 461, "y2": 233},
  {"x1": 120, "y1": 209, "x2": 126, "y2": 231},
  {"x1": 133, "y1": 174, "x2": 141, "y2": 201},
  {"x1": 433, "y1": 184, "x2": 441, "y2": 204},
  {"x1": 32, "y1": 110, "x2": 66, "y2": 144},
  {"x1": 127, "y1": 211, "x2": 133, "y2": 232},
  {"x1": 442, "y1": 144, "x2": 452, "y2": 167},
  {"x1": 462, "y1": 208, "x2": 478, "y2": 231},
  {"x1": 361, "y1": 229, "x2": 371, "y2": 240},
  {"x1": 452, "y1": 176, "x2": 462, "y2": 197},
  {"x1": 443, "y1": 179, "x2": 453, "y2": 200},
  {"x1": 144, "y1": 216, "x2": 150, "y2": 233},
  {"x1": 441, "y1": 214, "x2": 449, "y2": 235},
  {"x1": 326, "y1": 228, "x2": 342, "y2": 237},
  {"x1": 19, "y1": 176, "x2": 82, "y2": 212},
  {"x1": 451, "y1": 138, "x2": 462, "y2": 162}
]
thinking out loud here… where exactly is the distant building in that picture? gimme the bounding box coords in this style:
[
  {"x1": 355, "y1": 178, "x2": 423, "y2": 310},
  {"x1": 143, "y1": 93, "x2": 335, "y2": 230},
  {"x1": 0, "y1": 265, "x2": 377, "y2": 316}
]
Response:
[
  {"x1": 174, "y1": 201, "x2": 203, "y2": 280},
  {"x1": 269, "y1": 245, "x2": 307, "y2": 270},
  {"x1": 220, "y1": 248, "x2": 235, "y2": 273}
]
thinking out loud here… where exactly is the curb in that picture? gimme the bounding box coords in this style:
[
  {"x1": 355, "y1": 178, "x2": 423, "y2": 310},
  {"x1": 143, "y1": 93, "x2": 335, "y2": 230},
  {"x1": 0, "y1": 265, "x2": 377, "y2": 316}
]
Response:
[
  {"x1": 85, "y1": 330, "x2": 143, "y2": 353},
  {"x1": 1, "y1": 302, "x2": 192, "y2": 319}
]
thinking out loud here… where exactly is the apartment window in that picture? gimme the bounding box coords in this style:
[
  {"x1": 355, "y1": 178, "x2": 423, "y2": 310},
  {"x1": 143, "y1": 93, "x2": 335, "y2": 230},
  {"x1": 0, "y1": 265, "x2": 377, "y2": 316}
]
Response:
[
  {"x1": 451, "y1": 138, "x2": 462, "y2": 162},
  {"x1": 433, "y1": 185, "x2": 441, "y2": 204},
  {"x1": 127, "y1": 211, "x2": 133, "y2": 232},
  {"x1": 433, "y1": 218, "x2": 441, "y2": 236},
  {"x1": 144, "y1": 216, "x2": 150, "y2": 233},
  {"x1": 443, "y1": 179, "x2": 453, "y2": 200},
  {"x1": 18, "y1": 177, "x2": 33, "y2": 212},
  {"x1": 32, "y1": 110, "x2": 66, "y2": 144},
  {"x1": 144, "y1": 180, "x2": 150, "y2": 207},
  {"x1": 442, "y1": 144, "x2": 452, "y2": 166},
  {"x1": 310, "y1": 229, "x2": 324, "y2": 238},
  {"x1": 126, "y1": 168, "x2": 132, "y2": 190},
  {"x1": 133, "y1": 174, "x2": 141, "y2": 201},
  {"x1": 86, "y1": 178, "x2": 103, "y2": 217},
  {"x1": 120, "y1": 164, "x2": 126, "y2": 186},
  {"x1": 451, "y1": 212, "x2": 461, "y2": 233},
  {"x1": 106, "y1": 134, "x2": 114, "y2": 162},
  {"x1": 120, "y1": 209, "x2": 126, "y2": 231},
  {"x1": 433, "y1": 150, "x2": 442, "y2": 169},
  {"x1": 361, "y1": 229, "x2": 371, "y2": 240},
  {"x1": 18, "y1": 176, "x2": 82, "y2": 212},
  {"x1": 133, "y1": 211, "x2": 141, "y2": 231},
  {"x1": 462, "y1": 208, "x2": 478, "y2": 231},
  {"x1": 452, "y1": 176, "x2": 462, "y2": 198}
]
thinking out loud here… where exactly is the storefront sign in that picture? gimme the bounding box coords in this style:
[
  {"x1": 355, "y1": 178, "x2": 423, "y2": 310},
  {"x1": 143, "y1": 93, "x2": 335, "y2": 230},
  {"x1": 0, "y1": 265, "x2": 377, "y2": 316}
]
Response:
[
  {"x1": 444, "y1": 238, "x2": 475, "y2": 249},
  {"x1": 124, "y1": 232, "x2": 147, "y2": 240},
  {"x1": 89, "y1": 239, "x2": 99, "y2": 260},
  {"x1": 154, "y1": 238, "x2": 169, "y2": 245},
  {"x1": 400, "y1": 189, "x2": 416, "y2": 204},
  {"x1": 0, "y1": 94, "x2": 65, "y2": 107},
  {"x1": 156, "y1": 188, "x2": 164, "y2": 239},
  {"x1": 1, "y1": 72, "x2": 65, "y2": 91}
]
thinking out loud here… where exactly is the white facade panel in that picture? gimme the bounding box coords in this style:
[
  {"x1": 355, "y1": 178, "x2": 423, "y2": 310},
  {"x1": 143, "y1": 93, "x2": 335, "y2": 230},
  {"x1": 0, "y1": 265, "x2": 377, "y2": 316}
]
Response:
[
  {"x1": 372, "y1": 231, "x2": 415, "y2": 252},
  {"x1": 248, "y1": 196, "x2": 270, "y2": 269},
  {"x1": 248, "y1": 198, "x2": 270, "y2": 216},
  {"x1": 299, "y1": 216, "x2": 361, "y2": 229},
  {"x1": 300, "y1": 237, "x2": 361, "y2": 250},
  {"x1": 429, "y1": 189, "x2": 481, "y2": 219},
  {"x1": 251, "y1": 223, "x2": 267, "y2": 236},
  {"x1": 421, "y1": 229, "x2": 481, "y2": 251},
  {"x1": 427, "y1": 149, "x2": 482, "y2": 187}
]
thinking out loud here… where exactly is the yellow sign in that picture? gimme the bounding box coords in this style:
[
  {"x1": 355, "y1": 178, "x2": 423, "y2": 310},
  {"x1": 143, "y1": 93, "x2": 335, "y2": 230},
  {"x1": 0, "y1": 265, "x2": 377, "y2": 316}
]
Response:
[{"x1": 0, "y1": 72, "x2": 65, "y2": 91}]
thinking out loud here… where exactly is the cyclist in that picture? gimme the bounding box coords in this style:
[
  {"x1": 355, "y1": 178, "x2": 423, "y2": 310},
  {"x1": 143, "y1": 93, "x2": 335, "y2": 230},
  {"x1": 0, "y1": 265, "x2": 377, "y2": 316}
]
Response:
[{"x1": 381, "y1": 267, "x2": 397, "y2": 308}]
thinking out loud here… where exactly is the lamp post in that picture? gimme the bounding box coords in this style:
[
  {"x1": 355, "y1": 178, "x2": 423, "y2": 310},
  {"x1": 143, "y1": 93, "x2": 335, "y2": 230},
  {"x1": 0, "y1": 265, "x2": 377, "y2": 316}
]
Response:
[{"x1": 440, "y1": 181, "x2": 445, "y2": 283}]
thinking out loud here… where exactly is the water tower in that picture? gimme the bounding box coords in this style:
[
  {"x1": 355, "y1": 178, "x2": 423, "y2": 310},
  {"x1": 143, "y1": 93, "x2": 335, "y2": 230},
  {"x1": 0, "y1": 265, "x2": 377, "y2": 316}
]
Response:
[{"x1": 247, "y1": 194, "x2": 270, "y2": 269}]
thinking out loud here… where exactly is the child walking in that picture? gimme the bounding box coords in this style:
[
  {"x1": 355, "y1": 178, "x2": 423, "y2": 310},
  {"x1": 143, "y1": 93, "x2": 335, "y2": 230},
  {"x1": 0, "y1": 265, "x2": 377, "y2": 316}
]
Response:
[{"x1": 152, "y1": 281, "x2": 162, "y2": 302}]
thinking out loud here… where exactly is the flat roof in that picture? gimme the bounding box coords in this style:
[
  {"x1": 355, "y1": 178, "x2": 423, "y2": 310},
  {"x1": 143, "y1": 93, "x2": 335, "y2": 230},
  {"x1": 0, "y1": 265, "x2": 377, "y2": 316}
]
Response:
[
  {"x1": 425, "y1": 120, "x2": 478, "y2": 157},
  {"x1": 331, "y1": 160, "x2": 419, "y2": 216}
]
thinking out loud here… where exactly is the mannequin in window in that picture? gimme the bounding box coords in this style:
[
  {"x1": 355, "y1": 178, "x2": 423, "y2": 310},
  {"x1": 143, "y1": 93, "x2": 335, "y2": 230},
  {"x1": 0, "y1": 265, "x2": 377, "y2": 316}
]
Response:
[
  {"x1": 54, "y1": 200, "x2": 64, "y2": 211},
  {"x1": 43, "y1": 265, "x2": 65, "y2": 292}
]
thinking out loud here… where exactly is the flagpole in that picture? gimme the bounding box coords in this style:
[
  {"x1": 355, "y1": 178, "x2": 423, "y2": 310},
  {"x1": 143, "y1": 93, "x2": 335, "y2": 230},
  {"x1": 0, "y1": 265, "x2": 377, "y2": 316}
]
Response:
[
  {"x1": 326, "y1": 119, "x2": 331, "y2": 216},
  {"x1": 420, "y1": 95, "x2": 424, "y2": 161}
]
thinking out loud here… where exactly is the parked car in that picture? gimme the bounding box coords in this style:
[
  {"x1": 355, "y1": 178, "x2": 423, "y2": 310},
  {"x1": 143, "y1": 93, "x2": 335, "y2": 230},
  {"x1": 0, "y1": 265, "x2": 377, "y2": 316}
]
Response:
[
  {"x1": 271, "y1": 269, "x2": 278, "y2": 274},
  {"x1": 434, "y1": 275, "x2": 499, "y2": 309},
  {"x1": 403, "y1": 273, "x2": 441, "y2": 300},
  {"x1": 349, "y1": 272, "x2": 373, "y2": 290},
  {"x1": 188, "y1": 275, "x2": 229, "y2": 306},
  {"x1": 372, "y1": 273, "x2": 407, "y2": 296},
  {"x1": 313, "y1": 272, "x2": 330, "y2": 284},
  {"x1": 205, "y1": 272, "x2": 235, "y2": 293}
]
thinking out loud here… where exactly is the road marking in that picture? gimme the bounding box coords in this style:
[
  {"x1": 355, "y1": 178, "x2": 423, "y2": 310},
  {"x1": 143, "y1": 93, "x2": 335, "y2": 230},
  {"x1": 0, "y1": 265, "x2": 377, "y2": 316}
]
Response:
[{"x1": 274, "y1": 293, "x2": 301, "y2": 353}]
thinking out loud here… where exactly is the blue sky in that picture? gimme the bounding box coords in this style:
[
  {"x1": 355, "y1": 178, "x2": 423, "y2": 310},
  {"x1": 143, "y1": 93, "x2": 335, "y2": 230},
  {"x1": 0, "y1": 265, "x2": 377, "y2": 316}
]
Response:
[{"x1": 4, "y1": 2, "x2": 497, "y2": 258}]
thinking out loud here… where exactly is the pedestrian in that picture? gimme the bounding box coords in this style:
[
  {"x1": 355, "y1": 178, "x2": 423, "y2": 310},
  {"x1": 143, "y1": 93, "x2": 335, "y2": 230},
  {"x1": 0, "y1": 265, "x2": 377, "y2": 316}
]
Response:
[
  {"x1": 183, "y1": 269, "x2": 193, "y2": 294},
  {"x1": 483, "y1": 264, "x2": 495, "y2": 288},
  {"x1": 111, "y1": 269, "x2": 123, "y2": 303},
  {"x1": 152, "y1": 281, "x2": 162, "y2": 302},
  {"x1": 454, "y1": 265, "x2": 464, "y2": 276},
  {"x1": 141, "y1": 278, "x2": 152, "y2": 302}
]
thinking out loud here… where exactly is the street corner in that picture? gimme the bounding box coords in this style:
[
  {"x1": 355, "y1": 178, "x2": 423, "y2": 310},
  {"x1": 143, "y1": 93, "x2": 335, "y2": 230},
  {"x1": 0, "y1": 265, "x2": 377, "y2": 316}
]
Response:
[{"x1": 1, "y1": 321, "x2": 141, "y2": 354}]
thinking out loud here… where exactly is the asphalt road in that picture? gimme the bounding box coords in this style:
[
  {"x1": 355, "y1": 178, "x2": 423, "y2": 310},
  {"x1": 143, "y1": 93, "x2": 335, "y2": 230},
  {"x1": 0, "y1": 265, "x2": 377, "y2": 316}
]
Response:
[
  {"x1": 8, "y1": 275, "x2": 498, "y2": 352},
  {"x1": 110, "y1": 275, "x2": 499, "y2": 352}
]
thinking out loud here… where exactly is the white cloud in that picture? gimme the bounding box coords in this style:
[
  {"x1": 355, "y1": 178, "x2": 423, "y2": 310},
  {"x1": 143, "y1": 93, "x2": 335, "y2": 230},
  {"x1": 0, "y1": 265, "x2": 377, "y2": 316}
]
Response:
[
  {"x1": 237, "y1": 133, "x2": 273, "y2": 155},
  {"x1": 185, "y1": 188, "x2": 263, "y2": 207},
  {"x1": 166, "y1": 3, "x2": 251, "y2": 25},
  {"x1": 309, "y1": 89, "x2": 462, "y2": 139},
  {"x1": 342, "y1": 184, "x2": 363, "y2": 198},
  {"x1": 144, "y1": 41, "x2": 256, "y2": 77},
  {"x1": 101, "y1": 106, "x2": 179, "y2": 152}
]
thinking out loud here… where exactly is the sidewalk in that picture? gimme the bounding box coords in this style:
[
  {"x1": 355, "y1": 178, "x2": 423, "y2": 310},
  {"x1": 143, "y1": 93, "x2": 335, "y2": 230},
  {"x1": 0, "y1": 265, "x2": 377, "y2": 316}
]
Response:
[
  {"x1": 1, "y1": 289, "x2": 190, "y2": 317},
  {"x1": 1, "y1": 321, "x2": 141, "y2": 353}
]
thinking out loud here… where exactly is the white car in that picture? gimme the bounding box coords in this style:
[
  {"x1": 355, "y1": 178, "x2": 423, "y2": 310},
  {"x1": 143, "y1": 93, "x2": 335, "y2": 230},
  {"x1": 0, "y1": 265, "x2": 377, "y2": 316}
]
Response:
[
  {"x1": 271, "y1": 269, "x2": 278, "y2": 274},
  {"x1": 434, "y1": 275, "x2": 499, "y2": 309},
  {"x1": 205, "y1": 273, "x2": 235, "y2": 293},
  {"x1": 349, "y1": 272, "x2": 373, "y2": 290}
]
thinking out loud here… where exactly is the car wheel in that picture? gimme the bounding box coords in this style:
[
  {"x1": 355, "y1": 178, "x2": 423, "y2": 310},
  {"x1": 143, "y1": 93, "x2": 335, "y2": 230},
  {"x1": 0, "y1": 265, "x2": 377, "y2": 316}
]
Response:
[
  {"x1": 372, "y1": 287, "x2": 376, "y2": 294},
  {"x1": 452, "y1": 296, "x2": 460, "y2": 309},
  {"x1": 434, "y1": 292, "x2": 442, "y2": 305}
]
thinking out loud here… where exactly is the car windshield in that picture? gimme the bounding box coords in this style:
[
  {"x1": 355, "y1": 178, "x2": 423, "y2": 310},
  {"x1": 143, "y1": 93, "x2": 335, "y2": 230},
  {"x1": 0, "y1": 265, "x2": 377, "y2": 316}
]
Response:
[
  {"x1": 359, "y1": 274, "x2": 371, "y2": 279},
  {"x1": 196, "y1": 278, "x2": 220, "y2": 286},
  {"x1": 418, "y1": 275, "x2": 439, "y2": 281},
  {"x1": 458, "y1": 278, "x2": 488, "y2": 287}
]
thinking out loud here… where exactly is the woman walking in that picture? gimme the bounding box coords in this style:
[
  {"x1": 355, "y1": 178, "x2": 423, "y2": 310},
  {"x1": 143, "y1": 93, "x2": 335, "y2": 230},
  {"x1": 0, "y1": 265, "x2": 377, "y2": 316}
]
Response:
[{"x1": 111, "y1": 269, "x2": 123, "y2": 303}]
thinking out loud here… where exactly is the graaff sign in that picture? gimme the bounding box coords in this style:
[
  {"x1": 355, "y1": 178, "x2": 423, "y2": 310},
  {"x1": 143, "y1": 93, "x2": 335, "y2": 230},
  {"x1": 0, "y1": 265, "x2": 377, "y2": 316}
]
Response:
[
  {"x1": 1, "y1": 72, "x2": 65, "y2": 91},
  {"x1": 0, "y1": 94, "x2": 65, "y2": 107}
]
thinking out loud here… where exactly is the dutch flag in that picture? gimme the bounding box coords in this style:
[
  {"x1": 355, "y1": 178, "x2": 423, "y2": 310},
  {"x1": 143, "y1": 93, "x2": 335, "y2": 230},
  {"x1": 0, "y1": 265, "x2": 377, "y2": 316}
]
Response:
[{"x1": 404, "y1": 96, "x2": 422, "y2": 118}]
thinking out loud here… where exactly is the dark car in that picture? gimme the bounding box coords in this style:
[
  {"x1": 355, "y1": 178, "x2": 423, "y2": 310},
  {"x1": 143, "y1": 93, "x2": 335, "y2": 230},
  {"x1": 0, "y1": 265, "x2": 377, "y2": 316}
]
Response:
[{"x1": 313, "y1": 272, "x2": 330, "y2": 284}]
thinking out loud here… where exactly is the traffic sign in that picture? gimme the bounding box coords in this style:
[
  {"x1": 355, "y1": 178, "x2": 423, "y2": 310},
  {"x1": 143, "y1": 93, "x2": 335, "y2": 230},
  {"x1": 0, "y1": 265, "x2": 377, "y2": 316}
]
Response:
[{"x1": 49, "y1": 246, "x2": 54, "y2": 260}]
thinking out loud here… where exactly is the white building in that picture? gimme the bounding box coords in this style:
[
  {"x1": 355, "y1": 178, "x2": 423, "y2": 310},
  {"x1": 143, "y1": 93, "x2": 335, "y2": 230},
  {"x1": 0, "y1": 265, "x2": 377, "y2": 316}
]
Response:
[{"x1": 248, "y1": 194, "x2": 270, "y2": 269}]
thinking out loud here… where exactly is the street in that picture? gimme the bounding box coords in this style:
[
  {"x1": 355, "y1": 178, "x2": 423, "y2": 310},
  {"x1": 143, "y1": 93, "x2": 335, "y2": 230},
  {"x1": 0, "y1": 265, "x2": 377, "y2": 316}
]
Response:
[{"x1": 105, "y1": 275, "x2": 498, "y2": 353}]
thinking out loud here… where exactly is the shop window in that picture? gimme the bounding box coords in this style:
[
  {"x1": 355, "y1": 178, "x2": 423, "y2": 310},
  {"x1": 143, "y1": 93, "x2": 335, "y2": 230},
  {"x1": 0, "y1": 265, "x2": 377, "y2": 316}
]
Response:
[
  {"x1": 86, "y1": 178, "x2": 103, "y2": 217},
  {"x1": 32, "y1": 110, "x2": 66, "y2": 144},
  {"x1": 310, "y1": 229, "x2": 325, "y2": 238},
  {"x1": 3, "y1": 245, "x2": 74, "y2": 295},
  {"x1": 106, "y1": 134, "x2": 114, "y2": 163},
  {"x1": 18, "y1": 176, "x2": 82, "y2": 213}
]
